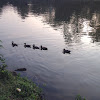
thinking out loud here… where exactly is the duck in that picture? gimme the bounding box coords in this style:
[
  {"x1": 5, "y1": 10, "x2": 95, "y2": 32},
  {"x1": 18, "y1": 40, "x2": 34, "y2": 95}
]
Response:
[
  {"x1": 33, "y1": 44, "x2": 39, "y2": 49},
  {"x1": 15, "y1": 68, "x2": 26, "y2": 71},
  {"x1": 40, "y1": 45, "x2": 48, "y2": 50},
  {"x1": 63, "y1": 49, "x2": 71, "y2": 54},
  {"x1": 12, "y1": 41, "x2": 18, "y2": 47},
  {"x1": 24, "y1": 43, "x2": 31, "y2": 48}
]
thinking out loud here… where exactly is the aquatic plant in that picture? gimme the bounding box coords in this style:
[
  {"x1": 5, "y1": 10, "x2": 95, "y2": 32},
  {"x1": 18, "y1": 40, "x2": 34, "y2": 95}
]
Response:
[
  {"x1": 75, "y1": 95, "x2": 86, "y2": 100},
  {"x1": 0, "y1": 40, "x2": 7, "y2": 71},
  {"x1": 0, "y1": 40, "x2": 9, "y2": 80}
]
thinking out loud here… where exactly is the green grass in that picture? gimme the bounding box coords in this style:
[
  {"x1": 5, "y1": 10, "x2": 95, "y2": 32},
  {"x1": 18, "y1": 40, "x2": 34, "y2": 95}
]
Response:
[{"x1": 0, "y1": 70, "x2": 43, "y2": 100}]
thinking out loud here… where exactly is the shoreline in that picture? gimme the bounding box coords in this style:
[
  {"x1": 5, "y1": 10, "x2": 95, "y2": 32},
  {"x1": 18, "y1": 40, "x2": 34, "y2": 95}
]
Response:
[{"x1": 0, "y1": 69, "x2": 44, "y2": 100}]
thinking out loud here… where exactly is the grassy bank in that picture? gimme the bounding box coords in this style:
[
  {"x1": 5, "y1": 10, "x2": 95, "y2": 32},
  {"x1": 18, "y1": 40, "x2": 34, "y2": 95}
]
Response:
[
  {"x1": 0, "y1": 70, "x2": 86, "y2": 100},
  {"x1": 0, "y1": 69, "x2": 43, "y2": 100},
  {"x1": 0, "y1": 67, "x2": 86, "y2": 100}
]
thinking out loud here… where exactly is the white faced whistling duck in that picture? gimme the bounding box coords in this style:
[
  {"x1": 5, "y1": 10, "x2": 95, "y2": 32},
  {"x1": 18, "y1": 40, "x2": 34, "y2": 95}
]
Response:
[
  {"x1": 63, "y1": 49, "x2": 71, "y2": 54},
  {"x1": 12, "y1": 41, "x2": 18, "y2": 47},
  {"x1": 24, "y1": 43, "x2": 31, "y2": 48},
  {"x1": 40, "y1": 45, "x2": 48, "y2": 50},
  {"x1": 33, "y1": 44, "x2": 39, "y2": 49}
]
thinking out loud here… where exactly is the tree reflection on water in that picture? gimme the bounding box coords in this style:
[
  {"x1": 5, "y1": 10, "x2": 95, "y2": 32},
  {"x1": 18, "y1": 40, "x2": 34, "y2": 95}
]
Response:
[{"x1": 0, "y1": 0, "x2": 100, "y2": 43}]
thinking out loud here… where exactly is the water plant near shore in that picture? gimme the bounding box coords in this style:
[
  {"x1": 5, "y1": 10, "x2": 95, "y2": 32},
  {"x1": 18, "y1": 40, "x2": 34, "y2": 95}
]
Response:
[{"x1": 75, "y1": 95, "x2": 86, "y2": 100}]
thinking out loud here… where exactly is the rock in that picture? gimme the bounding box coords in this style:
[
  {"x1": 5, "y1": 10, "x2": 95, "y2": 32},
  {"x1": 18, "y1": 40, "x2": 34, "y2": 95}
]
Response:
[
  {"x1": 16, "y1": 88, "x2": 21, "y2": 92},
  {"x1": 15, "y1": 68, "x2": 26, "y2": 71}
]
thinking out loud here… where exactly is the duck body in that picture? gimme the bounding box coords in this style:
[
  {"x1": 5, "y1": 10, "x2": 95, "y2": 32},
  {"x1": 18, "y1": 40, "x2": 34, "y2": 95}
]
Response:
[
  {"x1": 12, "y1": 41, "x2": 18, "y2": 47},
  {"x1": 24, "y1": 43, "x2": 31, "y2": 48},
  {"x1": 15, "y1": 68, "x2": 26, "y2": 71},
  {"x1": 63, "y1": 49, "x2": 71, "y2": 54},
  {"x1": 40, "y1": 45, "x2": 48, "y2": 50},
  {"x1": 33, "y1": 44, "x2": 39, "y2": 49}
]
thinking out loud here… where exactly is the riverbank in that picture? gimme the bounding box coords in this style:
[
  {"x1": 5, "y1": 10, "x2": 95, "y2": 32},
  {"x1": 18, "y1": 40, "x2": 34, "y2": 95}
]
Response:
[
  {"x1": 0, "y1": 70, "x2": 86, "y2": 100},
  {"x1": 0, "y1": 69, "x2": 43, "y2": 100}
]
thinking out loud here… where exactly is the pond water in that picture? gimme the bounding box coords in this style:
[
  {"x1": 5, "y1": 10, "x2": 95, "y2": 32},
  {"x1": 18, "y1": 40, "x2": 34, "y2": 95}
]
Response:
[{"x1": 0, "y1": 0, "x2": 100, "y2": 100}]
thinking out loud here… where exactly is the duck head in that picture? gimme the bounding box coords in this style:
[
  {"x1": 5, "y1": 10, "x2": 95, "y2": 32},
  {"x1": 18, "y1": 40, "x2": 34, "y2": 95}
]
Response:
[{"x1": 40, "y1": 45, "x2": 42, "y2": 50}]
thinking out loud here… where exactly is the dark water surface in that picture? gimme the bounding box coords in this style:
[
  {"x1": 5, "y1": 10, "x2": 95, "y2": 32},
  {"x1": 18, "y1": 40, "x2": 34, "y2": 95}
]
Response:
[{"x1": 0, "y1": 0, "x2": 100, "y2": 100}]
